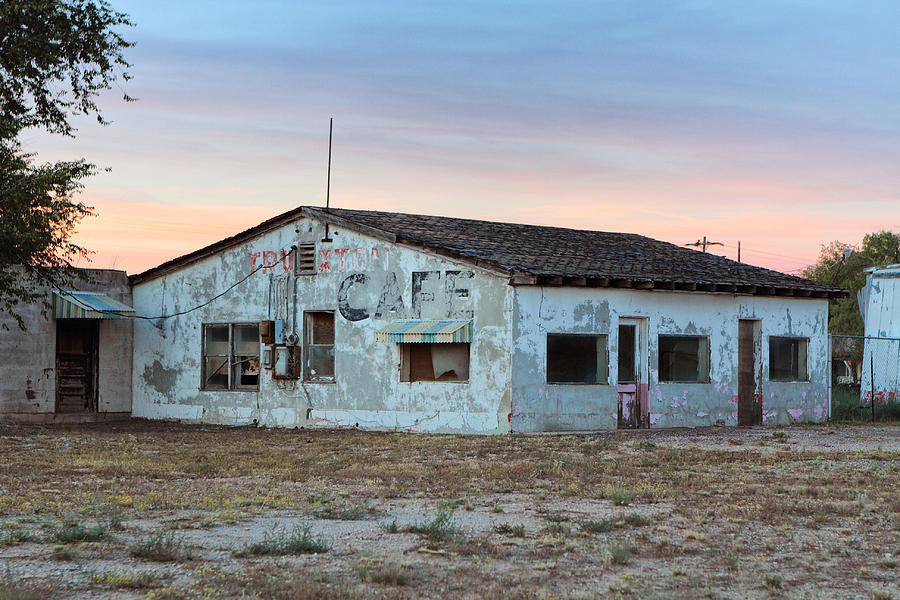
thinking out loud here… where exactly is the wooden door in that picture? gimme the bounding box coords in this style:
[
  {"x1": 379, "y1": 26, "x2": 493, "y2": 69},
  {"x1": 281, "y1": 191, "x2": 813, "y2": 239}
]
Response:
[
  {"x1": 55, "y1": 320, "x2": 99, "y2": 413},
  {"x1": 617, "y1": 319, "x2": 649, "y2": 429},
  {"x1": 738, "y1": 320, "x2": 761, "y2": 425}
]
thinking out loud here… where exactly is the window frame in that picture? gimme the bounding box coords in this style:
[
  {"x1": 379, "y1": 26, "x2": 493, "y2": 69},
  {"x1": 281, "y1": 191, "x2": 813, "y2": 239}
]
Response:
[
  {"x1": 400, "y1": 342, "x2": 470, "y2": 383},
  {"x1": 303, "y1": 310, "x2": 335, "y2": 382},
  {"x1": 657, "y1": 334, "x2": 710, "y2": 384},
  {"x1": 546, "y1": 333, "x2": 609, "y2": 385},
  {"x1": 201, "y1": 322, "x2": 260, "y2": 391},
  {"x1": 768, "y1": 336, "x2": 809, "y2": 382}
]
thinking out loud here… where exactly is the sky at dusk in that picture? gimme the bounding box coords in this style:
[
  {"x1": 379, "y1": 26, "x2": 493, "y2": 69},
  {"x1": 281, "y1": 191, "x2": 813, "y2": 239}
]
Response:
[{"x1": 23, "y1": 0, "x2": 900, "y2": 275}]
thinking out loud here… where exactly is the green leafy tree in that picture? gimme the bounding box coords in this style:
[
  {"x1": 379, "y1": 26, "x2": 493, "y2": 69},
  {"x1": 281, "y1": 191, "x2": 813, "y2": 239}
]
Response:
[
  {"x1": 0, "y1": 0, "x2": 133, "y2": 328},
  {"x1": 803, "y1": 231, "x2": 900, "y2": 335}
]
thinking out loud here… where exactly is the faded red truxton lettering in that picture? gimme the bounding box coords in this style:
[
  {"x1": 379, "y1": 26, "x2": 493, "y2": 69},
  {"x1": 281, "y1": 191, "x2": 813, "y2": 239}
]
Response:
[
  {"x1": 280, "y1": 249, "x2": 294, "y2": 272},
  {"x1": 262, "y1": 251, "x2": 278, "y2": 273},
  {"x1": 318, "y1": 249, "x2": 332, "y2": 272},
  {"x1": 248, "y1": 252, "x2": 261, "y2": 271},
  {"x1": 334, "y1": 248, "x2": 350, "y2": 272}
]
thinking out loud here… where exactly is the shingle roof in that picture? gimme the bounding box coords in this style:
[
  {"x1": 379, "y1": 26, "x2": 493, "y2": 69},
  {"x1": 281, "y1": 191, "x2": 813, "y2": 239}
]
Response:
[
  {"x1": 131, "y1": 205, "x2": 846, "y2": 298},
  {"x1": 311, "y1": 207, "x2": 846, "y2": 298}
]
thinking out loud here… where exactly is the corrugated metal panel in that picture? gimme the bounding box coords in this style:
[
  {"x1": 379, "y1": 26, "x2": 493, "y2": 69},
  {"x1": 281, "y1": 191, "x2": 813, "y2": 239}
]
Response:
[
  {"x1": 374, "y1": 320, "x2": 472, "y2": 343},
  {"x1": 52, "y1": 291, "x2": 135, "y2": 319}
]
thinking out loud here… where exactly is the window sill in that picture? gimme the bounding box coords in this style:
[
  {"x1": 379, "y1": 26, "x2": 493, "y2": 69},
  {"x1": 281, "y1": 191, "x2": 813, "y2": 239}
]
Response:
[
  {"x1": 657, "y1": 381, "x2": 711, "y2": 385},
  {"x1": 303, "y1": 379, "x2": 337, "y2": 384},
  {"x1": 547, "y1": 382, "x2": 609, "y2": 386},
  {"x1": 401, "y1": 380, "x2": 470, "y2": 384},
  {"x1": 199, "y1": 388, "x2": 259, "y2": 392},
  {"x1": 769, "y1": 379, "x2": 810, "y2": 383}
]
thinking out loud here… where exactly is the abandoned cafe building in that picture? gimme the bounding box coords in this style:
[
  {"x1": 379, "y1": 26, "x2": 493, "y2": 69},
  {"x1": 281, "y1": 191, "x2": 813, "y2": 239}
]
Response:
[{"x1": 2, "y1": 206, "x2": 847, "y2": 433}]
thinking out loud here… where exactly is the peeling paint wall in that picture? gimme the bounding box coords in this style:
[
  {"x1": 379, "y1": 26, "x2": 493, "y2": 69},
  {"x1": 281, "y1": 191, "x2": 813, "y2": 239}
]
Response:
[
  {"x1": 511, "y1": 287, "x2": 829, "y2": 431},
  {"x1": 859, "y1": 267, "x2": 900, "y2": 402},
  {"x1": 131, "y1": 219, "x2": 513, "y2": 433},
  {"x1": 0, "y1": 269, "x2": 133, "y2": 417}
]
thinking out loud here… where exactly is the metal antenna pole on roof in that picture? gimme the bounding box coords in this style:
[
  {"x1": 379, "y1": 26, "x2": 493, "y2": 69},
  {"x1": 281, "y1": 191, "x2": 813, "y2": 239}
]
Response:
[
  {"x1": 322, "y1": 117, "x2": 334, "y2": 243},
  {"x1": 685, "y1": 236, "x2": 724, "y2": 253}
]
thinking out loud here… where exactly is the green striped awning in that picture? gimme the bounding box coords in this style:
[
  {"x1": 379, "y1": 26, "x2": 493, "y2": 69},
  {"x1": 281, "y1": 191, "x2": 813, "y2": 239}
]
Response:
[
  {"x1": 53, "y1": 291, "x2": 135, "y2": 319},
  {"x1": 375, "y1": 320, "x2": 472, "y2": 343}
]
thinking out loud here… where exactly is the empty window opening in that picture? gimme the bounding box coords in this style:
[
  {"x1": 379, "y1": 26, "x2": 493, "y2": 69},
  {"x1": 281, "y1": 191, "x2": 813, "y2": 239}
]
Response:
[
  {"x1": 659, "y1": 335, "x2": 709, "y2": 383},
  {"x1": 202, "y1": 323, "x2": 260, "y2": 390},
  {"x1": 401, "y1": 343, "x2": 469, "y2": 382},
  {"x1": 769, "y1": 337, "x2": 808, "y2": 382},
  {"x1": 618, "y1": 325, "x2": 636, "y2": 383},
  {"x1": 547, "y1": 334, "x2": 608, "y2": 384},
  {"x1": 304, "y1": 311, "x2": 335, "y2": 381}
]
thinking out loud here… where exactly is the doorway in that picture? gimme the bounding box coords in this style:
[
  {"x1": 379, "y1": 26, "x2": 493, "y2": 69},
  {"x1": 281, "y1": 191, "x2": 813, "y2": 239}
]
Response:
[
  {"x1": 55, "y1": 320, "x2": 99, "y2": 413},
  {"x1": 738, "y1": 319, "x2": 762, "y2": 425},
  {"x1": 617, "y1": 318, "x2": 649, "y2": 428}
]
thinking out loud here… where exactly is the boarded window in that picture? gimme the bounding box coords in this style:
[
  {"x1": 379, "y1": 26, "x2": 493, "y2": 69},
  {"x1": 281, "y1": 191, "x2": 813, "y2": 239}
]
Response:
[
  {"x1": 304, "y1": 311, "x2": 335, "y2": 381},
  {"x1": 401, "y1": 343, "x2": 469, "y2": 382},
  {"x1": 769, "y1": 337, "x2": 808, "y2": 381},
  {"x1": 658, "y1": 335, "x2": 709, "y2": 383},
  {"x1": 547, "y1": 334, "x2": 608, "y2": 384},
  {"x1": 202, "y1": 323, "x2": 259, "y2": 390},
  {"x1": 295, "y1": 242, "x2": 316, "y2": 275}
]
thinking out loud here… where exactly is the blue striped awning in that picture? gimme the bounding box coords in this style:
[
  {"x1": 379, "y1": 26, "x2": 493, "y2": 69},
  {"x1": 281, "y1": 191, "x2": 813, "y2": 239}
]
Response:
[
  {"x1": 53, "y1": 291, "x2": 135, "y2": 319},
  {"x1": 375, "y1": 320, "x2": 472, "y2": 343}
]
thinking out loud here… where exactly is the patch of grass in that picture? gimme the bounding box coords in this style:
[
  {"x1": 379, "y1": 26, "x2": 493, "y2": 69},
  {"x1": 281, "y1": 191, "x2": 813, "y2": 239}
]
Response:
[
  {"x1": 311, "y1": 505, "x2": 372, "y2": 521},
  {"x1": 51, "y1": 516, "x2": 111, "y2": 543},
  {"x1": 541, "y1": 511, "x2": 570, "y2": 523},
  {"x1": 407, "y1": 508, "x2": 459, "y2": 542},
  {"x1": 0, "y1": 574, "x2": 51, "y2": 600},
  {"x1": 145, "y1": 565, "x2": 348, "y2": 600},
  {"x1": 579, "y1": 519, "x2": 615, "y2": 533},
  {"x1": 356, "y1": 559, "x2": 412, "y2": 586},
  {"x1": 90, "y1": 569, "x2": 163, "y2": 589},
  {"x1": 51, "y1": 544, "x2": 78, "y2": 561},
  {"x1": 129, "y1": 531, "x2": 190, "y2": 562},
  {"x1": 580, "y1": 513, "x2": 648, "y2": 534},
  {"x1": 233, "y1": 524, "x2": 328, "y2": 557},
  {"x1": 764, "y1": 574, "x2": 783, "y2": 589},
  {"x1": 624, "y1": 512, "x2": 650, "y2": 527},
  {"x1": 603, "y1": 542, "x2": 632, "y2": 565},
  {"x1": 605, "y1": 486, "x2": 637, "y2": 506},
  {"x1": 493, "y1": 523, "x2": 526, "y2": 537},
  {"x1": 380, "y1": 518, "x2": 400, "y2": 533},
  {"x1": 543, "y1": 522, "x2": 570, "y2": 535},
  {"x1": 0, "y1": 523, "x2": 37, "y2": 546}
]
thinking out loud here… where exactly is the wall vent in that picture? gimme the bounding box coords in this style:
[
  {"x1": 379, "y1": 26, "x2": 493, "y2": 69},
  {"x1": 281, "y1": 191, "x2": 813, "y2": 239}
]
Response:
[{"x1": 295, "y1": 243, "x2": 316, "y2": 275}]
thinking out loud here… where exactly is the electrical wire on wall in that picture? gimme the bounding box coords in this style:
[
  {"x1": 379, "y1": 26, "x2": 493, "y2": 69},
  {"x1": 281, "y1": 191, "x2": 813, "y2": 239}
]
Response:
[{"x1": 35, "y1": 245, "x2": 297, "y2": 321}]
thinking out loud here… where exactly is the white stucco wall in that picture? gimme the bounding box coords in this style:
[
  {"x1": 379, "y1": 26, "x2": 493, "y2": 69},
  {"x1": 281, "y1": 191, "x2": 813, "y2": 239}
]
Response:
[
  {"x1": 510, "y1": 286, "x2": 829, "y2": 431},
  {"x1": 0, "y1": 269, "x2": 133, "y2": 417},
  {"x1": 131, "y1": 218, "x2": 513, "y2": 433}
]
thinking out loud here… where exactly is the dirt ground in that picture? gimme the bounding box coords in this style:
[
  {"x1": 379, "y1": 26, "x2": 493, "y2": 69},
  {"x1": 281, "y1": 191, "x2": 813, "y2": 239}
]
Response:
[{"x1": 0, "y1": 422, "x2": 896, "y2": 599}]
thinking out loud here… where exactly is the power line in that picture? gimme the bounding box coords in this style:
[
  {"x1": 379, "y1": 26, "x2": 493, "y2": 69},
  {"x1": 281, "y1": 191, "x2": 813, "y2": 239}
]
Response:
[{"x1": 17, "y1": 246, "x2": 296, "y2": 322}]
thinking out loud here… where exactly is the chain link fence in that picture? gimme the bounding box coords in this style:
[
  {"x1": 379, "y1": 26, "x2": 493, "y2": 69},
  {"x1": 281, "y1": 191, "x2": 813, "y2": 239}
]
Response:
[{"x1": 830, "y1": 334, "x2": 900, "y2": 421}]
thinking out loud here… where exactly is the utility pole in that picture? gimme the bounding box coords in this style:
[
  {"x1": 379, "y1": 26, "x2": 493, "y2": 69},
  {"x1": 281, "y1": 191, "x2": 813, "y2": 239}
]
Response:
[{"x1": 685, "y1": 236, "x2": 724, "y2": 253}]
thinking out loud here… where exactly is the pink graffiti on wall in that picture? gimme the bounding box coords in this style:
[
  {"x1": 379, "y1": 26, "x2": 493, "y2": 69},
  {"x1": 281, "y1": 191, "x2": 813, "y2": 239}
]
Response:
[
  {"x1": 318, "y1": 247, "x2": 387, "y2": 273},
  {"x1": 247, "y1": 249, "x2": 295, "y2": 274}
]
